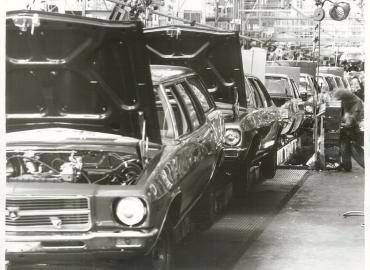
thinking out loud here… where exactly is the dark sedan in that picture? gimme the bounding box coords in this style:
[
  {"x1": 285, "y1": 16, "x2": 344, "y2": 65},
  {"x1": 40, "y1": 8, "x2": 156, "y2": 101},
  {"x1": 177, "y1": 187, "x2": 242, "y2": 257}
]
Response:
[
  {"x1": 5, "y1": 11, "x2": 224, "y2": 270},
  {"x1": 143, "y1": 25, "x2": 282, "y2": 197},
  {"x1": 265, "y1": 73, "x2": 306, "y2": 136}
]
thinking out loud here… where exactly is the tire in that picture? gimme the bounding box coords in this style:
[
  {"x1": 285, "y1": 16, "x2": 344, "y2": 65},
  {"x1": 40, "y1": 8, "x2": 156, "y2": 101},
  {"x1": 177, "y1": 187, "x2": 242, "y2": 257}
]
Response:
[
  {"x1": 134, "y1": 224, "x2": 173, "y2": 270},
  {"x1": 232, "y1": 162, "x2": 252, "y2": 198},
  {"x1": 260, "y1": 148, "x2": 277, "y2": 179},
  {"x1": 232, "y1": 141, "x2": 258, "y2": 198},
  {"x1": 191, "y1": 187, "x2": 218, "y2": 230}
]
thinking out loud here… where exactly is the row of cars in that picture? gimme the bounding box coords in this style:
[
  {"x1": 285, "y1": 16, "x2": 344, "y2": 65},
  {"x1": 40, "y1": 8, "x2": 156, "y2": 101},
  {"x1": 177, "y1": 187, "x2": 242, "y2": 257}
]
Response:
[{"x1": 5, "y1": 11, "x2": 310, "y2": 270}]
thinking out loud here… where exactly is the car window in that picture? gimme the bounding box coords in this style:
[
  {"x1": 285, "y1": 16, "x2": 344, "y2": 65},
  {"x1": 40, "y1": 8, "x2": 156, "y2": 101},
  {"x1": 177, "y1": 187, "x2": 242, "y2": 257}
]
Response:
[
  {"x1": 186, "y1": 77, "x2": 212, "y2": 113},
  {"x1": 342, "y1": 78, "x2": 349, "y2": 88},
  {"x1": 247, "y1": 78, "x2": 264, "y2": 108},
  {"x1": 317, "y1": 76, "x2": 327, "y2": 88},
  {"x1": 254, "y1": 79, "x2": 272, "y2": 107},
  {"x1": 244, "y1": 78, "x2": 256, "y2": 108},
  {"x1": 155, "y1": 85, "x2": 189, "y2": 138},
  {"x1": 290, "y1": 79, "x2": 299, "y2": 98},
  {"x1": 299, "y1": 76, "x2": 313, "y2": 93},
  {"x1": 175, "y1": 83, "x2": 201, "y2": 130},
  {"x1": 265, "y1": 76, "x2": 292, "y2": 97},
  {"x1": 325, "y1": 76, "x2": 336, "y2": 91},
  {"x1": 334, "y1": 77, "x2": 344, "y2": 88},
  {"x1": 154, "y1": 86, "x2": 175, "y2": 139},
  {"x1": 311, "y1": 77, "x2": 320, "y2": 93}
]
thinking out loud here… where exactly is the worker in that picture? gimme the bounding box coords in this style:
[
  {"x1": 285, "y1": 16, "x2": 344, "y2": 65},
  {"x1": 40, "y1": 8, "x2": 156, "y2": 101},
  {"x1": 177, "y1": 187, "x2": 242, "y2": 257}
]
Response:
[{"x1": 332, "y1": 88, "x2": 364, "y2": 171}]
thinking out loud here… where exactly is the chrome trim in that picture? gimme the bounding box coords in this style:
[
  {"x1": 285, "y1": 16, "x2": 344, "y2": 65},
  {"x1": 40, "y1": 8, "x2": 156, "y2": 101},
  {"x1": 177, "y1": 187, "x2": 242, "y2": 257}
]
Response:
[
  {"x1": 42, "y1": 245, "x2": 87, "y2": 250},
  {"x1": 6, "y1": 195, "x2": 92, "y2": 232},
  {"x1": 6, "y1": 195, "x2": 89, "y2": 200},
  {"x1": 224, "y1": 147, "x2": 247, "y2": 151},
  {"x1": 115, "y1": 244, "x2": 143, "y2": 248},
  {"x1": 6, "y1": 229, "x2": 158, "y2": 242},
  {"x1": 6, "y1": 209, "x2": 90, "y2": 216}
]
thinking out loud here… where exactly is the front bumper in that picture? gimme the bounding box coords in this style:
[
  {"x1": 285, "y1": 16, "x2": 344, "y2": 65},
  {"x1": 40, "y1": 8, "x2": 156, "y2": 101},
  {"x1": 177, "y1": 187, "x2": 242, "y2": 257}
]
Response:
[
  {"x1": 223, "y1": 147, "x2": 248, "y2": 160},
  {"x1": 6, "y1": 228, "x2": 158, "y2": 260}
]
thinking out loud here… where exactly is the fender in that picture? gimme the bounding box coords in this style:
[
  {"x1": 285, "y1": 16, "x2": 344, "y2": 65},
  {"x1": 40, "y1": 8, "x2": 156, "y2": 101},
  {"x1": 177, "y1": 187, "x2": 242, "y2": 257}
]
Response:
[
  {"x1": 241, "y1": 129, "x2": 259, "y2": 160},
  {"x1": 145, "y1": 189, "x2": 182, "y2": 255}
]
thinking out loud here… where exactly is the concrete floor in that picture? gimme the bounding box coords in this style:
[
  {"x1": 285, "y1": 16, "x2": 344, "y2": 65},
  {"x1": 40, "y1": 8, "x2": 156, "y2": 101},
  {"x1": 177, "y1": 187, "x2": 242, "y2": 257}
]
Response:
[{"x1": 233, "y1": 163, "x2": 364, "y2": 270}]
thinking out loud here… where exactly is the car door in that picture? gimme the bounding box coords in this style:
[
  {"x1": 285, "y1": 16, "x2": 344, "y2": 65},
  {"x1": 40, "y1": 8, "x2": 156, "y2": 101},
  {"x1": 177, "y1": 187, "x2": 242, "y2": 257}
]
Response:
[
  {"x1": 246, "y1": 77, "x2": 269, "y2": 144},
  {"x1": 253, "y1": 78, "x2": 281, "y2": 151},
  {"x1": 289, "y1": 79, "x2": 305, "y2": 133},
  {"x1": 173, "y1": 81, "x2": 216, "y2": 212},
  {"x1": 185, "y1": 75, "x2": 224, "y2": 153}
]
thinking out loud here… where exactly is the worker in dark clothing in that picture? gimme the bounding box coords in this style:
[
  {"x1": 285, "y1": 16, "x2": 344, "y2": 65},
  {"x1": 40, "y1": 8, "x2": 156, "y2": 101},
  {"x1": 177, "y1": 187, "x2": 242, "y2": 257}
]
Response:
[{"x1": 332, "y1": 88, "x2": 364, "y2": 171}]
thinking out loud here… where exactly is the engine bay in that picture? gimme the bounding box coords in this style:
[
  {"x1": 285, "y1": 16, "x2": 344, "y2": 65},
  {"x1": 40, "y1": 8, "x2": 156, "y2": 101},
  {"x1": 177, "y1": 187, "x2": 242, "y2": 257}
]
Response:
[{"x1": 6, "y1": 150, "x2": 143, "y2": 185}]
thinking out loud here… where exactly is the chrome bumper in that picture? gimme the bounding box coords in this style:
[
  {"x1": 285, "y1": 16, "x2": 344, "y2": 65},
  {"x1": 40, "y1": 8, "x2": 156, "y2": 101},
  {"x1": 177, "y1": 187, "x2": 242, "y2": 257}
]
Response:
[
  {"x1": 223, "y1": 147, "x2": 247, "y2": 159},
  {"x1": 6, "y1": 229, "x2": 158, "y2": 253}
]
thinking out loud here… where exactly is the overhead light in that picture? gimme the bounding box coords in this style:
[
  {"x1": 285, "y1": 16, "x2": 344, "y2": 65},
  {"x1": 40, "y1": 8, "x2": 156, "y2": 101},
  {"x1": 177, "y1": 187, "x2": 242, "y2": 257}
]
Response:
[{"x1": 329, "y1": 2, "x2": 351, "y2": 21}]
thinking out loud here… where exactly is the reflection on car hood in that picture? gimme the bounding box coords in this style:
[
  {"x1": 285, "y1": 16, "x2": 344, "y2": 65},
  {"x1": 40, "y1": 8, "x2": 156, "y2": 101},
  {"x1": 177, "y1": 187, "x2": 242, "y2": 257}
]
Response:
[
  {"x1": 144, "y1": 26, "x2": 246, "y2": 107},
  {"x1": 6, "y1": 10, "x2": 161, "y2": 144}
]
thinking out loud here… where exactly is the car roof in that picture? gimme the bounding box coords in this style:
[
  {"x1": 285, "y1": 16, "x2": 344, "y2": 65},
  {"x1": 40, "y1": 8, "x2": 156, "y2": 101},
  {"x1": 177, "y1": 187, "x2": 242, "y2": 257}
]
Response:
[
  {"x1": 150, "y1": 65, "x2": 195, "y2": 84},
  {"x1": 245, "y1": 73, "x2": 260, "y2": 79},
  {"x1": 265, "y1": 73, "x2": 290, "y2": 79},
  {"x1": 318, "y1": 73, "x2": 336, "y2": 78}
]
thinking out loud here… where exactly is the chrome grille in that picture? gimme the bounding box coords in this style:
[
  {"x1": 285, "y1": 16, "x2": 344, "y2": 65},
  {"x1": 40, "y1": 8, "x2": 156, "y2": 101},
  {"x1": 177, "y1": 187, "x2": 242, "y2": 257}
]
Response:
[
  {"x1": 6, "y1": 196, "x2": 91, "y2": 232},
  {"x1": 6, "y1": 198, "x2": 88, "y2": 210},
  {"x1": 6, "y1": 214, "x2": 89, "y2": 226}
]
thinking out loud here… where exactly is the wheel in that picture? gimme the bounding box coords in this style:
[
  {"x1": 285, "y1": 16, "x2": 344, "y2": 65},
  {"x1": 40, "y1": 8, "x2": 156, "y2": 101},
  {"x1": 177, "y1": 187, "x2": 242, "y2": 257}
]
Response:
[
  {"x1": 260, "y1": 148, "x2": 277, "y2": 179},
  {"x1": 232, "y1": 161, "x2": 252, "y2": 198},
  {"x1": 133, "y1": 224, "x2": 173, "y2": 270},
  {"x1": 232, "y1": 140, "x2": 259, "y2": 198},
  {"x1": 191, "y1": 187, "x2": 218, "y2": 230}
]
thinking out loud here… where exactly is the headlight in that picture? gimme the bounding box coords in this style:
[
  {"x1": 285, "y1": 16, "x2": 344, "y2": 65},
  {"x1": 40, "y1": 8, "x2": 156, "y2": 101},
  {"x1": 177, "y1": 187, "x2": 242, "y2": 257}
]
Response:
[
  {"x1": 224, "y1": 129, "x2": 241, "y2": 146},
  {"x1": 305, "y1": 105, "x2": 313, "y2": 113},
  {"x1": 115, "y1": 197, "x2": 147, "y2": 226}
]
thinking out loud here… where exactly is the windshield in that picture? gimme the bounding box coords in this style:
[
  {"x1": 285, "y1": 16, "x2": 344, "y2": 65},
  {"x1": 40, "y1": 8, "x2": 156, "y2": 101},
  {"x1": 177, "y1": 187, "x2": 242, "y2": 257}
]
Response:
[
  {"x1": 342, "y1": 78, "x2": 349, "y2": 88},
  {"x1": 265, "y1": 76, "x2": 292, "y2": 96},
  {"x1": 299, "y1": 77, "x2": 313, "y2": 93},
  {"x1": 325, "y1": 76, "x2": 337, "y2": 91},
  {"x1": 334, "y1": 77, "x2": 344, "y2": 88}
]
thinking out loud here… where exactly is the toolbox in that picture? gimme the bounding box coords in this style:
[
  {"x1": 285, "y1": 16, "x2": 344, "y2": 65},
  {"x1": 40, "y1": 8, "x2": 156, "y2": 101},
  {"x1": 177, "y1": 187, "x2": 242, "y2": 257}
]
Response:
[
  {"x1": 323, "y1": 101, "x2": 342, "y2": 130},
  {"x1": 318, "y1": 101, "x2": 343, "y2": 168}
]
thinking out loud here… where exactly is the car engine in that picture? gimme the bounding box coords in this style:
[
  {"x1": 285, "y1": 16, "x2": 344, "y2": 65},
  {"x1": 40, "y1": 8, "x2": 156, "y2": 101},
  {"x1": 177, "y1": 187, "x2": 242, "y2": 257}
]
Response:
[{"x1": 6, "y1": 150, "x2": 143, "y2": 185}]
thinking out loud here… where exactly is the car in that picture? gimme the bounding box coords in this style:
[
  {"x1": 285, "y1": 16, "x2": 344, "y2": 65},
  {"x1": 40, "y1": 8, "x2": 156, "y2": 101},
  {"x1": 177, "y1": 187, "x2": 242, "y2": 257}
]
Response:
[
  {"x1": 299, "y1": 73, "x2": 317, "y2": 98},
  {"x1": 299, "y1": 73, "x2": 321, "y2": 109},
  {"x1": 265, "y1": 73, "x2": 306, "y2": 136},
  {"x1": 5, "y1": 11, "x2": 224, "y2": 270},
  {"x1": 333, "y1": 74, "x2": 346, "y2": 89},
  {"x1": 143, "y1": 25, "x2": 282, "y2": 196}
]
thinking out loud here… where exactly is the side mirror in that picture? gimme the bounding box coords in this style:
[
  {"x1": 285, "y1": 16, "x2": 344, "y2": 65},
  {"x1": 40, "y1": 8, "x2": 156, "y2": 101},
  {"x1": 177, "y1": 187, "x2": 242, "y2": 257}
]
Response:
[{"x1": 300, "y1": 92, "x2": 308, "y2": 101}]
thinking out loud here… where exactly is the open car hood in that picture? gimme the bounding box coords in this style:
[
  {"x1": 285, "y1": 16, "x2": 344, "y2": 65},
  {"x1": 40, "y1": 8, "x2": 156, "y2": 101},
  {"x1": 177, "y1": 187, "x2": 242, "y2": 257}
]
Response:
[
  {"x1": 6, "y1": 10, "x2": 161, "y2": 144},
  {"x1": 144, "y1": 26, "x2": 246, "y2": 107}
]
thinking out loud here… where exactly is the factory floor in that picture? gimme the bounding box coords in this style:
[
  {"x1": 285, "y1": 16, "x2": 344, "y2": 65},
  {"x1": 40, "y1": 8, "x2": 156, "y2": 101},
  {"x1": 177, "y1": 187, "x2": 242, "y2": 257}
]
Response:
[
  {"x1": 170, "y1": 162, "x2": 364, "y2": 270},
  {"x1": 232, "y1": 162, "x2": 365, "y2": 270}
]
